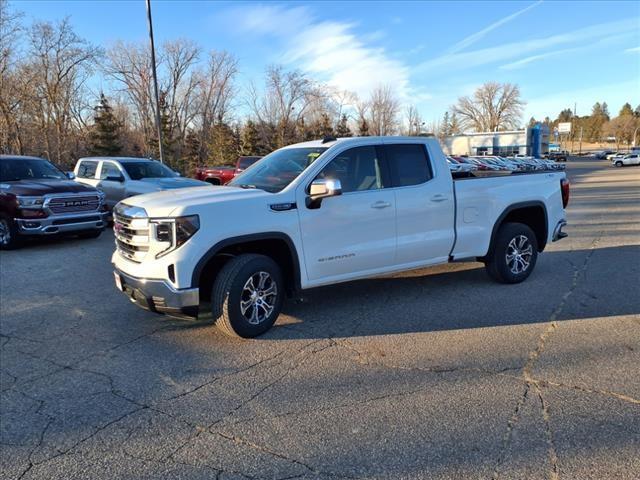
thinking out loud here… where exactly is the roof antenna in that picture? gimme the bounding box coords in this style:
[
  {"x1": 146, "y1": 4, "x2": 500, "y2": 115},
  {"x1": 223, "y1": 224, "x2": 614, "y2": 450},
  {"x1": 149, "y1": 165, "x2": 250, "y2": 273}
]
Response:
[{"x1": 321, "y1": 136, "x2": 337, "y2": 144}]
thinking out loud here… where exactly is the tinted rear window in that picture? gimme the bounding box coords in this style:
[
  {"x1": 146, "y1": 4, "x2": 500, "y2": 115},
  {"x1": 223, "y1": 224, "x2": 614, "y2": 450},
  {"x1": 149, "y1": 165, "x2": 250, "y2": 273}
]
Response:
[{"x1": 385, "y1": 144, "x2": 432, "y2": 187}]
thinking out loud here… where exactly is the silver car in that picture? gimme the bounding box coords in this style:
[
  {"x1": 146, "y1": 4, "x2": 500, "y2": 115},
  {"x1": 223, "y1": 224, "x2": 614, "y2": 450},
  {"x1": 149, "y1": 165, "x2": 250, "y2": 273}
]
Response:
[{"x1": 73, "y1": 157, "x2": 211, "y2": 210}]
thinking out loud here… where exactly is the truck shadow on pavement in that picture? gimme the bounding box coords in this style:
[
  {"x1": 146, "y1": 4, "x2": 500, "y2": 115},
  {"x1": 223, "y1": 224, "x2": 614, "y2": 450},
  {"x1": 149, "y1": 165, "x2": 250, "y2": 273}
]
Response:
[{"x1": 265, "y1": 244, "x2": 640, "y2": 340}]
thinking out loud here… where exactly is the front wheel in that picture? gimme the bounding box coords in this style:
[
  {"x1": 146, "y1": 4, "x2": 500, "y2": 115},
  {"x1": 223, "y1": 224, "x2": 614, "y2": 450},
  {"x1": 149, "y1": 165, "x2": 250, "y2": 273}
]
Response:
[
  {"x1": 0, "y1": 215, "x2": 21, "y2": 250},
  {"x1": 615, "y1": 161, "x2": 623, "y2": 168},
  {"x1": 485, "y1": 222, "x2": 538, "y2": 284},
  {"x1": 211, "y1": 254, "x2": 284, "y2": 338}
]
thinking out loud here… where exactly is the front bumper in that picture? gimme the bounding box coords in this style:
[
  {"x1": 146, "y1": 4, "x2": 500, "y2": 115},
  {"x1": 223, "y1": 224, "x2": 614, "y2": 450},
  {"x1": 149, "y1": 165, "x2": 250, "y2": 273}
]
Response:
[
  {"x1": 16, "y1": 212, "x2": 107, "y2": 235},
  {"x1": 113, "y1": 267, "x2": 199, "y2": 319}
]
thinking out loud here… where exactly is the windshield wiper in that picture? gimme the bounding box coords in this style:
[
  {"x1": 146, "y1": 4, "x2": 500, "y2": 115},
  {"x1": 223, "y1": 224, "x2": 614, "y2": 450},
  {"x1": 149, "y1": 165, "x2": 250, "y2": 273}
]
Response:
[{"x1": 238, "y1": 184, "x2": 258, "y2": 189}]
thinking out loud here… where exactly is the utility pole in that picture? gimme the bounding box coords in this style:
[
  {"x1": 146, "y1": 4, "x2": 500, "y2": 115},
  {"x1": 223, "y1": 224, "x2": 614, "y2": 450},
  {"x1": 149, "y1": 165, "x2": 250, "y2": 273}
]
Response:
[
  {"x1": 579, "y1": 126, "x2": 583, "y2": 154},
  {"x1": 146, "y1": 0, "x2": 164, "y2": 164}
]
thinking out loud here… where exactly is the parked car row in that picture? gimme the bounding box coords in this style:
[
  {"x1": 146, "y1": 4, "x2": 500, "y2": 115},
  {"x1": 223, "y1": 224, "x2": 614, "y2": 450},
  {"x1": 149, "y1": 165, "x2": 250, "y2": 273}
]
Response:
[
  {"x1": 0, "y1": 155, "x2": 214, "y2": 249},
  {"x1": 446, "y1": 155, "x2": 565, "y2": 176},
  {"x1": 612, "y1": 153, "x2": 640, "y2": 167}
]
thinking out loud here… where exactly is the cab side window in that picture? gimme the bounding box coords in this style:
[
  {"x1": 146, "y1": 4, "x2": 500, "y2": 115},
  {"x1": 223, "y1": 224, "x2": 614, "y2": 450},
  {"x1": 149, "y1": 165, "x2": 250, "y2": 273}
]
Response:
[
  {"x1": 385, "y1": 144, "x2": 433, "y2": 187},
  {"x1": 315, "y1": 146, "x2": 385, "y2": 193},
  {"x1": 77, "y1": 160, "x2": 98, "y2": 179},
  {"x1": 100, "y1": 162, "x2": 122, "y2": 180}
]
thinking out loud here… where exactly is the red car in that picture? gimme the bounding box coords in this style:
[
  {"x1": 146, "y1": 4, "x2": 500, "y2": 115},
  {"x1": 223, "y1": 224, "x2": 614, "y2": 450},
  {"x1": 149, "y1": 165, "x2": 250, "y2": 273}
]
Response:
[{"x1": 195, "y1": 156, "x2": 262, "y2": 185}]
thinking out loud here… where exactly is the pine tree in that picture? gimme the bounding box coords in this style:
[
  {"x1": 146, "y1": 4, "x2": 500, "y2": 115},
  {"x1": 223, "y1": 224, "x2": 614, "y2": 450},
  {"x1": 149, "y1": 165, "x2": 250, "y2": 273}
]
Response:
[
  {"x1": 440, "y1": 111, "x2": 451, "y2": 138},
  {"x1": 208, "y1": 122, "x2": 239, "y2": 166},
  {"x1": 184, "y1": 130, "x2": 201, "y2": 177},
  {"x1": 358, "y1": 117, "x2": 370, "y2": 136},
  {"x1": 619, "y1": 103, "x2": 634, "y2": 116},
  {"x1": 335, "y1": 114, "x2": 352, "y2": 137},
  {"x1": 148, "y1": 91, "x2": 179, "y2": 169},
  {"x1": 449, "y1": 112, "x2": 461, "y2": 134},
  {"x1": 318, "y1": 113, "x2": 334, "y2": 138},
  {"x1": 89, "y1": 94, "x2": 122, "y2": 156},
  {"x1": 241, "y1": 120, "x2": 260, "y2": 156}
]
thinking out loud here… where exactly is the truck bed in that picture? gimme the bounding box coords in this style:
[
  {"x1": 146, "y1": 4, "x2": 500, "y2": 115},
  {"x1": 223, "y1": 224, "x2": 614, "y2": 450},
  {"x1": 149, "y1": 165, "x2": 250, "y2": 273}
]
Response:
[{"x1": 450, "y1": 170, "x2": 566, "y2": 260}]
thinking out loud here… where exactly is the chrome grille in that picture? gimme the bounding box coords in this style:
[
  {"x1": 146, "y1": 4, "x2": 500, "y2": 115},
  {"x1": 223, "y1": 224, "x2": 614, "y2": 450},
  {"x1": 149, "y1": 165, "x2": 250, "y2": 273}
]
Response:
[
  {"x1": 48, "y1": 195, "x2": 101, "y2": 214},
  {"x1": 113, "y1": 210, "x2": 149, "y2": 263}
]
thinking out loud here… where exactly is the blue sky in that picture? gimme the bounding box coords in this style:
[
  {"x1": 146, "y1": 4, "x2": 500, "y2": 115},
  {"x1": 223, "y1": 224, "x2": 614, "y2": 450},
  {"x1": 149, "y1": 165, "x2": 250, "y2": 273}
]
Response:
[{"x1": 14, "y1": 0, "x2": 640, "y2": 124}]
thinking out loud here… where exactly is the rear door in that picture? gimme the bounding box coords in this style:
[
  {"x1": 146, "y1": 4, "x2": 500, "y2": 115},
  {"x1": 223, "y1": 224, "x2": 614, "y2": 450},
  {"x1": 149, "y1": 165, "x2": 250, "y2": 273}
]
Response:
[
  {"x1": 384, "y1": 142, "x2": 455, "y2": 266},
  {"x1": 297, "y1": 145, "x2": 397, "y2": 283}
]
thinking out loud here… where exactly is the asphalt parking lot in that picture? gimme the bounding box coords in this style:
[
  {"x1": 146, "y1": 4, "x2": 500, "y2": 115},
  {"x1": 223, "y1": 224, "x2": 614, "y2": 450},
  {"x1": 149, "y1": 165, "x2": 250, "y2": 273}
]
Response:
[{"x1": 1, "y1": 157, "x2": 639, "y2": 480}]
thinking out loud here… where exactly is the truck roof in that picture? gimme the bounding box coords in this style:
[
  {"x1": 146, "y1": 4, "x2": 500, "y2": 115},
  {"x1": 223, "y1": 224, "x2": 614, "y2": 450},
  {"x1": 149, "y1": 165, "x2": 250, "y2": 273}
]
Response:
[
  {"x1": 78, "y1": 157, "x2": 160, "y2": 163},
  {"x1": 281, "y1": 136, "x2": 435, "y2": 150}
]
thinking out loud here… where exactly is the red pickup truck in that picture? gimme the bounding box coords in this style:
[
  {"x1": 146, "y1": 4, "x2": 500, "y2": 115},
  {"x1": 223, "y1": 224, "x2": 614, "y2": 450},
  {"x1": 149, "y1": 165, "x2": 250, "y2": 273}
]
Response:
[{"x1": 195, "y1": 156, "x2": 262, "y2": 185}]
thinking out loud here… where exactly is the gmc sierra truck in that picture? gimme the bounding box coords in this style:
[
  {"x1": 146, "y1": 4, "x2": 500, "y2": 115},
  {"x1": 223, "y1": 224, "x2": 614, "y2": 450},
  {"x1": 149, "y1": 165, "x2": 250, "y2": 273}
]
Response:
[{"x1": 112, "y1": 137, "x2": 570, "y2": 338}]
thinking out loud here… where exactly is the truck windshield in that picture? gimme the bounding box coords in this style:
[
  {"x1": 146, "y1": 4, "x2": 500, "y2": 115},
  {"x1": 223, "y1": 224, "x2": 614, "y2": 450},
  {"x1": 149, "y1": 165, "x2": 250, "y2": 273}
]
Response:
[
  {"x1": 229, "y1": 147, "x2": 328, "y2": 193},
  {"x1": 122, "y1": 161, "x2": 177, "y2": 180},
  {"x1": 0, "y1": 158, "x2": 67, "y2": 181}
]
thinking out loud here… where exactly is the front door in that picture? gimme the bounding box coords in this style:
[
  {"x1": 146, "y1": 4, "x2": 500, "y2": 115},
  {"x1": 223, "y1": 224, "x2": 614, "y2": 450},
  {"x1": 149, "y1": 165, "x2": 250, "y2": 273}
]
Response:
[
  {"x1": 97, "y1": 162, "x2": 125, "y2": 209},
  {"x1": 297, "y1": 145, "x2": 396, "y2": 283}
]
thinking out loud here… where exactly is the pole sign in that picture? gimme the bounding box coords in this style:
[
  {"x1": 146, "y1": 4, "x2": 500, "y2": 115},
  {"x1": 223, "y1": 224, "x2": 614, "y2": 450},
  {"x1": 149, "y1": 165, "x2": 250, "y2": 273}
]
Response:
[{"x1": 558, "y1": 122, "x2": 572, "y2": 134}]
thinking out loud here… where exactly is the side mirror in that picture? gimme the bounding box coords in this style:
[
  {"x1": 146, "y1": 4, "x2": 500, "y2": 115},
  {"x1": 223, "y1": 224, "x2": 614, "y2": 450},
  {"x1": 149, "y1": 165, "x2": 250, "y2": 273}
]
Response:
[
  {"x1": 306, "y1": 179, "x2": 342, "y2": 208},
  {"x1": 105, "y1": 174, "x2": 124, "y2": 183},
  {"x1": 66, "y1": 171, "x2": 76, "y2": 180},
  {"x1": 174, "y1": 171, "x2": 181, "y2": 177}
]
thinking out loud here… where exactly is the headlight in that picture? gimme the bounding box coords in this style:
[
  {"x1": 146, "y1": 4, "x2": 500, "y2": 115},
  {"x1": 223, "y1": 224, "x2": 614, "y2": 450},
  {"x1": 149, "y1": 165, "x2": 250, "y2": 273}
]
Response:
[
  {"x1": 151, "y1": 215, "x2": 199, "y2": 258},
  {"x1": 16, "y1": 196, "x2": 45, "y2": 208}
]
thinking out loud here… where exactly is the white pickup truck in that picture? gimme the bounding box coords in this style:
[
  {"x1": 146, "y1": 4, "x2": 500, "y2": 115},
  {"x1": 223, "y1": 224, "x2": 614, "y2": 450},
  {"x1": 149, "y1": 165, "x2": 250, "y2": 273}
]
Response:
[{"x1": 112, "y1": 136, "x2": 570, "y2": 338}]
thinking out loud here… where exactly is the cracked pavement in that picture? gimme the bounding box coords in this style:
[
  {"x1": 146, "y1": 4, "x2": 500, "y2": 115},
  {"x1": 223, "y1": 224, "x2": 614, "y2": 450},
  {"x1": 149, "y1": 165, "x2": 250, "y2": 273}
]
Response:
[{"x1": 1, "y1": 158, "x2": 639, "y2": 479}]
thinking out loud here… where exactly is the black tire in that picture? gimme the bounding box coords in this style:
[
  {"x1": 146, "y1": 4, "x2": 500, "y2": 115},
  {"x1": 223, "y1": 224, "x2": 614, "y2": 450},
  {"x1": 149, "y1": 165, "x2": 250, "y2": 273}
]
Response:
[
  {"x1": 615, "y1": 161, "x2": 623, "y2": 168},
  {"x1": 211, "y1": 254, "x2": 284, "y2": 338},
  {"x1": 485, "y1": 222, "x2": 538, "y2": 284},
  {"x1": 77, "y1": 229, "x2": 103, "y2": 239},
  {"x1": 0, "y1": 214, "x2": 22, "y2": 250}
]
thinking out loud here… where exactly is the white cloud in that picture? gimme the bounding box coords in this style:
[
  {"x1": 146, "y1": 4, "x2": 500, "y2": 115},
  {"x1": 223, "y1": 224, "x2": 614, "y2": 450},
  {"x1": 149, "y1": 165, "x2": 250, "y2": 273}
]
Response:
[
  {"x1": 447, "y1": 0, "x2": 542, "y2": 54},
  {"x1": 626, "y1": 46, "x2": 640, "y2": 53},
  {"x1": 418, "y1": 18, "x2": 639, "y2": 75},
  {"x1": 224, "y1": 4, "x2": 410, "y2": 101},
  {"x1": 499, "y1": 47, "x2": 580, "y2": 70}
]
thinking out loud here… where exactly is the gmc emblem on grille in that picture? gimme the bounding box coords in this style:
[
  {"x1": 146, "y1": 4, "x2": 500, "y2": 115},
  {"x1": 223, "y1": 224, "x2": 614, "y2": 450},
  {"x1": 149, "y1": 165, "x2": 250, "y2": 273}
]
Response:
[{"x1": 64, "y1": 200, "x2": 89, "y2": 207}]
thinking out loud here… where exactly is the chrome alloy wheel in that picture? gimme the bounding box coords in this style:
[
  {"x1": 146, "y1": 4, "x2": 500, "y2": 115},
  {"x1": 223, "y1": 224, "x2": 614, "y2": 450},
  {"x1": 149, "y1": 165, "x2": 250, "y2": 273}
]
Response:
[
  {"x1": 0, "y1": 219, "x2": 11, "y2": 246},
  {"x1": 506, "y1": 235, "x2": 533, "y2": 275},
  {"x1": 240, "y1": 271, "x2": 278, "y2": 325}
]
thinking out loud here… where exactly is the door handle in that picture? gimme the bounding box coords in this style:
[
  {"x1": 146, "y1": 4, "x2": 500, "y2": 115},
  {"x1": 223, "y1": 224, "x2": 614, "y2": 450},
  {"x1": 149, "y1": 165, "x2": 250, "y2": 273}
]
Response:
[
  {"x1": 371, "y1": 201, "x2": 391, "y2": 209},
  {"x1": 430, "y1": 194, "x2": 448, "y2": 203}
]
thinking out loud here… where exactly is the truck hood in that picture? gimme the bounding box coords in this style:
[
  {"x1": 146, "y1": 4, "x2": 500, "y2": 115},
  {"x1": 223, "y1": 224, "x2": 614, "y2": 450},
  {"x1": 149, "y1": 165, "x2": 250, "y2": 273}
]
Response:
[
  {"x1": 121, "y1": 185, "x2": 273, "y2": 217},
  {"x1": 0, "y1": 179, "x2": 98, "y2": 196},
  {"x1": 138, "y1": 177, "x2": 210, "y2": 189}
]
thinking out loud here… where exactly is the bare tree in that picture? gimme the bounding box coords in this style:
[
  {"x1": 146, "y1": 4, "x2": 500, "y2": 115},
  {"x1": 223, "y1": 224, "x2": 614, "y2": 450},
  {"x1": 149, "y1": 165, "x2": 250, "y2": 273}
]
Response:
[
  {"x1": 0, "y1": 0, "x2": 25, "y2": 153},
  {"x1": 24, "y1": 18, "x2": 101, "y2": 164},
  {"x1": 453, "y1": 82, "x2": 525, "y2": 132},
  {"x1": 368, "y1": 85, "x2": 399, "y2": 136},
  {"x1": 193, "y1": 50, "x2": 238, "y2": 164},
  {"x1": 248, "y1": 65, "x2": 322, "y2": 148},
  {"x1": 404, "y1": 105, "x2": 423, "y2": 136},
  {"x1": 104, "y1": 41, "x2": 156, "y2": 151}
]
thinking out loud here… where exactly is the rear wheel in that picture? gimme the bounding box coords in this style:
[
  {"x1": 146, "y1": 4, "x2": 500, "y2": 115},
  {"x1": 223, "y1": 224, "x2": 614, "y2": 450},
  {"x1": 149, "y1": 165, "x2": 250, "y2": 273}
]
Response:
[
  {"x1": 0, "y1": 215, "x2": 21, "y2": 250},
  {"x1": 485, "y1": 222, "x2": 538, "y2": 284},
  {"x1": 211, "y1": 254, "x2": 284, "y2": 338}
]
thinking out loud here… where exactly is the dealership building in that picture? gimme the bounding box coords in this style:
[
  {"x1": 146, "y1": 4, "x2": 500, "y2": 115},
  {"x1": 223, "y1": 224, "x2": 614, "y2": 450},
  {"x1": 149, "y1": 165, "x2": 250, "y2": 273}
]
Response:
[{"x1": 441, "y1": 124, "x2": 550, "y2": 157}]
